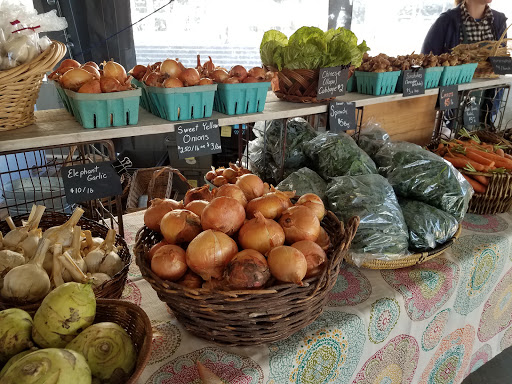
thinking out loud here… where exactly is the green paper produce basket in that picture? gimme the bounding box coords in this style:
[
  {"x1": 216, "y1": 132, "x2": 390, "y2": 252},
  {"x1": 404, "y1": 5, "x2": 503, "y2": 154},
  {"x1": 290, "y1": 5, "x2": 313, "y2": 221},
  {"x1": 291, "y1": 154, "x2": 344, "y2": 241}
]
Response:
[
  {"x1": 54, "y1": 82, "x2": 74, "y2": 114},
  {"x1": 64, "y1": 88, "x2": 141, "y2": 129},
  {"x1": 132, "y1": 78, "x2": 157, "y2": 114},
  {"x1": 145, "y1": 84, "x2": 217, "y2": 121},
  {"x1": 213, "y1": 82, "x2": 270, "y2": 115},
  {"x1": 424, "y1": 67, "x2": 444, "y2": 89},
  {"x1": 354, "y1": 70, "x2": 401, "y2": 96},
  {"x1": 440, "y1": 65, "x2": 463, "y2": 86},
  {"x1": 347, "y1": 75, "x2": 356, "y2": 92},
  {"x1": 457, "y1": 63, "x2": 478, "y2": 84}
]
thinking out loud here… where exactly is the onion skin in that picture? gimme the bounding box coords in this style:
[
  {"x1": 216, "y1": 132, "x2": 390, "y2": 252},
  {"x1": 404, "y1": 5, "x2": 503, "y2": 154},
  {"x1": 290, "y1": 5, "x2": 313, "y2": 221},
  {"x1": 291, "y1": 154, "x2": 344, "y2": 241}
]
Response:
[
  {"x1": 176, "y1": 270, "x2": 203, "y2": 289},
  {"x1": 144, "y1": 72, "x2": 163, "y2": 87},
  {"x1": 78, "y1": 79, "x2": 101, "y2": 93},
  {"x1": 60, "y1": 68, "x2": 94, "y2": 91},
  {"x1": 236, "y1": 174, "x2": 264, "y2": 201},
  {"x1": 185, "y1": 200, "x2": 209, "y2": 218},
  {"x1": 199, "y1": 78, "x2": 214, "y2": 85},
  {"x1": 61, "y1": 59, "x2": 81, "y2": 69},
  {"x1": 144, "y1": 198, "x2": 183, "y2": 231},
  {"x1": 100, "y1": 76, "x2": 126, "y2": 93},
  {"x1": 129, "y1": 64, "x2": 147, "y2": 80},
  {"x1": 267, "y1": 246, "x2": 307, "y2": 285},
  {"x1": 222, "y1": 168, "x2": 237, "y2": 183},
  {"x1": 102, "y1": 60, "x2": 127, "y2": 83},
  {"x1": 201, "y1": 197, "x2": 246, "y2": 236},
  {"x1": 238, "y1": 211, "x2": 285, "y2": 255},
  {"x1": 160, "y1": 209, "x2": 202, "y2": 244},
  {"x1": 291, "y1": 240, "x2": 326, "y2": 278},
  {"x1": 184, "y1": 185, "x2": 212, "y2": 206},
  {"x1": 229, "y1": 65, "x2": 248, "y2": 80},
  {"x1": 160, "y1": 59, "x2": 183, "y2": 78},
  {"x1": 224, "y1": 250, "x2": 270, "y2": 289},
  {"x1": 186, "y1": 230, "x2": 238, "y2": 280},
  {"x1": 148, "y1": 239, "x2": 169, "y2": 262},
  {"x1": 242, "y1": 76, "x2": 259, "y2": 83},
  {"x1": 279, "y1": 205, "x2": 320, "y2": 243},
  {"x1": 214, "y1": 184, "x2": 247, "y2": 207},
  {"x1": 178, "y1": 68, "x2": 200, "y2": 86},
  {"x1": 210, "y1": 69, "x2": 229, "y2": 83},
  {"x1": 151, "y1": 245, "x2": 187, "y2": 281},
  {"x1": 163, "y1": 77, "x2": 184, "y2": 88},
  {"x1": 224, "y1": 77, "x2": 240, "y2": 84},
  {"x1": 212, "y1": 176, "x2": 228, "y2": 187},
  {"x1": 315, "y1": 226, "x2": 331, "y2": 251},
  {"x1": 268, "y1": 189, "x2": 294, "y2": 209},
  {"x1": 248, "y1": 67, "x2": 266, "y2": 80},
  {"x1": 81, "y1": 65, "x2": 101, "y2": 78},
  {"x1": 296, "y1": 193, "x2": 325, "y2": 221},
  {"x1": 205, "y1": 170, "x2": 216, "y2": 181},
  {"x1": 246, "y1": 194, "x2": 284, "y2": 219}
]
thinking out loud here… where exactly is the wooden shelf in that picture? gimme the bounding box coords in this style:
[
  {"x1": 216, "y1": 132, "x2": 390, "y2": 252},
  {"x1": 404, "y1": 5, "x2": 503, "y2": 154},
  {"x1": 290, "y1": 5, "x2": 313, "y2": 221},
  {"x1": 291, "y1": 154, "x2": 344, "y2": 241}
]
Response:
[{"x1": 1, "y1": 77, "x2": 510, "y2": 153}]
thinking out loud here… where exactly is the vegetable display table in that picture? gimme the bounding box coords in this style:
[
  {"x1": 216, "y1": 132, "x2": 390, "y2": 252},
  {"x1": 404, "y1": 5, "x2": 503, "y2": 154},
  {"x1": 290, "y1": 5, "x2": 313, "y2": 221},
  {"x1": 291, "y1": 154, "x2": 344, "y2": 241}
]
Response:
[{"x1": 121, "y1": 209, "x2": 512, "y2": 384}]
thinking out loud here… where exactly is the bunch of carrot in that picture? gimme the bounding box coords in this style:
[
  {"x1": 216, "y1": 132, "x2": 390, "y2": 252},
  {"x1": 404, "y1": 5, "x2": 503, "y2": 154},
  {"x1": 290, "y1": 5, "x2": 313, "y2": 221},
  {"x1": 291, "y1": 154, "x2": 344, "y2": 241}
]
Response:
[{"x1": 432, "y1": 136, "x2": 512, "y2": 194}]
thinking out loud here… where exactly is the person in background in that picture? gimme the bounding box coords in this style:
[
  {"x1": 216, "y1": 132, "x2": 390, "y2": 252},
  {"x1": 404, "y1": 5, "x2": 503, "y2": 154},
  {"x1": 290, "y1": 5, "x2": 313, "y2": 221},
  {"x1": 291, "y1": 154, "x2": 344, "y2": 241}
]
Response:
[{"x1": 422, "y1": 0, "x2": 507, "y2": 55}]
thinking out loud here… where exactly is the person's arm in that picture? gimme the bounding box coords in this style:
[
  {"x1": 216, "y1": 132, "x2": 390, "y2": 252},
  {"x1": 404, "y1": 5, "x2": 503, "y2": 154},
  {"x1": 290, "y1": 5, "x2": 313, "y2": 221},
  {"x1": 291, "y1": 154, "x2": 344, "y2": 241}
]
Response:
[{"x1": 421, "y1": 15, "x2": 449, "y2": 55}]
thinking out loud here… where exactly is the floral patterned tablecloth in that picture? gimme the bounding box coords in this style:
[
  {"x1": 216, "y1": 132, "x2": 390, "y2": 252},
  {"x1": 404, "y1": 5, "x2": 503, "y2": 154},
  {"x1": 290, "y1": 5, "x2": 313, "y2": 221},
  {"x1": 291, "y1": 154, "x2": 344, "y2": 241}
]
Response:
[{"x1": 122, "y1": 210, "x2": 512, "y2": 384}]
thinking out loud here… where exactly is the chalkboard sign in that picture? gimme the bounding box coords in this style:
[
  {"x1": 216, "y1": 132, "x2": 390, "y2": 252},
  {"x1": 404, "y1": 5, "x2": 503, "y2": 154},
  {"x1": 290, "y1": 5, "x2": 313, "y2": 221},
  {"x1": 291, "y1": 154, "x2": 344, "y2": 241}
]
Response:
[
  {"x1": 438, "y1": 85, "x2": 459, "y2": 111},
  {"x1": 62, "y1": 162, "x2": 123, "y2": 204},
  {"x1": 317, "y1": 66, "x2": 348, "y2": 100},
  {"x1": 402, "y1": 68, "x2": 425, "y2": 97},
  {"x1": 464, "y1": 100, "x2": 480, "y2": 126},
  {"x1": 488, "y1": 57, "x2": 512, "y2": 75},
  {"x1": 328, "y1": 101, "x2": 356, "y2": 132},
  {"x1": 175, "y1": 119, "x2": 222, "y2": 159}
]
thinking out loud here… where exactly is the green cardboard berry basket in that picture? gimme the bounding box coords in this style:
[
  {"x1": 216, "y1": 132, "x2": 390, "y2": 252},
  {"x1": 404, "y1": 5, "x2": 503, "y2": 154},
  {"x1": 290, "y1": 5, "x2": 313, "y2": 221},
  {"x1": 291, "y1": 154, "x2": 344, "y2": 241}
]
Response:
[
  {"x1": 424, "y1": 67, "x2": 444, "y2": 89},
  {"x1": 54, "y1": 81, "x2": 74, "y2": 115},
  {"x1": 132, "y1": 78, "x2": 157, "y2": 114},
  {"x1": 354, "y1": 70, "x2": 401, "y2": 96},
  {"x1": 64, "y1": 88, "x2": 142, "y2": 129},
  {"x1": 346, "y1": 75, "x2": 356, "y2": 92},
  {"x1": 440, "y1": 65, "x2": 463, "y2": 86},
  {"x1": 213, "y1": 82, "x2": 270, "y2": 115},
  {"x1": 457, "y1": 63, "x2": 478, "y2": 84}
]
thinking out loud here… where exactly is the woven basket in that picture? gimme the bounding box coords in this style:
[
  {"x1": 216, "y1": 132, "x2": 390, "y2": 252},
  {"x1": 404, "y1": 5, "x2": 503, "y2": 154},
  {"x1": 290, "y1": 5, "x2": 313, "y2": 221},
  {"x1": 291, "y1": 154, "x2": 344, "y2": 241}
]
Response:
[
  {"x1": 135, "y1": 213, "x2": 360, "y2": 346},
  {"x1": 0, "y1": 41, "x2": 66, "y2": 131},
  {"x1": 345, "y1": 224, "x2": 462, "y2": 270},
  {"x1": 126, "y1": 166, "x2": 191, "y2": 212},
  {"x1": 463, "y1": 171, "x2": 512, "y2": 214},
  {"x1": 0, "y1": 211, "x2": 131, "y2": 312},
  {"x1": 471, "y1": 131, "x2": 512, "y2": 154}
]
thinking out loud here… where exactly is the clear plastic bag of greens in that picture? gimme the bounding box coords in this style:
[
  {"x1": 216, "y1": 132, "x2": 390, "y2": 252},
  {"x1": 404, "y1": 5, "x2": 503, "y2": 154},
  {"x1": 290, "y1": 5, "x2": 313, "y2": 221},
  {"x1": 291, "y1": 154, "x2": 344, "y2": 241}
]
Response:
[
  {"x1": 399, "y1": 199, "x2": 459, "y2": 252},
  {"x1": 358, "y1": 119, "x2": 390, "y2": 158},
  {"x1": 375, "y1": 141, "x2": 472, "y2": 222},
  {"x1": 276, "y1": 167, "x2": 327, "y2": 200},
  {"x1": 247, "y1": 136, "x2": 272, "y2": 181},
  {"x1": 325, "y1": 174, "x2": 409, "y2": 265},
  {"x1": 304, "y1": 132, "x2": 377, "y2": 180}
]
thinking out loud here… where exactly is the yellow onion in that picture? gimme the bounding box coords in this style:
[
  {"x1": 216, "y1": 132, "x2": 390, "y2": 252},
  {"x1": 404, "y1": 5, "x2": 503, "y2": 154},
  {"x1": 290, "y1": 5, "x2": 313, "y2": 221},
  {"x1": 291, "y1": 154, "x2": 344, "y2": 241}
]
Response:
[
  {"x1": 185, "y1": 200, "x2": 209, "y2": 218},
  {"x1": 205, "y1": 168, "x2": 216, "y2": 181},
  {"x1": 268, "y1": 188, "x2": 294, "y2": 209},
  {"x1": 160, "y1": 59, "x2": 183, "y2": 78},
  {"x1": 102, "y1": 60, "x2": 127, "y2": 83},
  {"x1": 60, "y1": 68, "x2": 94, "y2": 91},
  {"x1": 160, "y1": 209, "x2": 201, "y2": 244},
  {"x1": 296, "y1": 193, "x2": 325, "y2": 221},
  {"x1": 316, "y1": 227, "x2": 331, "y2": 251},
  {"x1": 178, "y1": 68, "x2": 200, "y2": 86},
  {"x1": 199, "y1": 78, "x2": 214, "y2": 85},
  {"x1": 84, "y1": 61, "x2": 99, "y2": 69},
  {"x1": 201, "y1": 197, "x2": 245, "y2": 236},
  {"x1": 214, "y1": 184, "x2": 247, "y2": 207},
  {"x1": 81, "y1": 65, "x2": 100, "y2": 78},
  {"x1": 144, "y1": 198, "x2": 183, "y2": 231},
  {"x1": 212, "y1": 176, "x2": 228, "y2": 187},
  {"x1": 267, "y1": 246, "x2": 307, "y2": 285},
  {"x1": 222, "y1": 168, "x2": 237, "y2": 183},
  {"x1": 291, "y1": 240, "x2": 327, "y2": 278},
  {"x1": 176, "y1": 270, "x2": 203, "y2": 289},
  {"x1": 224, "y1": 250, "x2": 270, "y2": 289},
  {"x1": 229, "y1": 65, "x2": 248, "y2": 80},
  {"x1": 248, "y1": 67, "x2": 266, "y2": 80},
  {"x1": 78, "y1": 79, "x2": 101, "y2": 93},
  {"x1": 184, "y1": 185, "x2": 212, "y2": 206},
  {"x1": 151, "y1": 245, "x2": 187, "y2": 281},
  {"x1": 186, "y1": 230, "x2": 238, "y2": 280},
  {"x1": 236, "y1": 174, "x2": 264, "y2": 201},
  {"x1": 279, "y1": 206, "x2": 320, "y2": 243},
  {"x1": 210, "y1": 69, "x2": 229, "y2": 83},
  {"x1": 163, "y1": 77, "x2": 183, "y2": 88},
  {"x1": 238, "y1": 212, "x2": 285, "y2": 255},
  {"x1": 243, "y1": 77, "x2": 259, "y2": 83},
  {"x1": 246, "y1": 194, "x2": 285, "y2": 219},
  {"x1": 148, "y1": 240, "x2": 169, "y2": 262},
  {"x1": 224, "y1": 77, "x2": 240, "y2": 84},
  {"x1": 129, "y1": 64, "x2": 147, "y2": 81}
]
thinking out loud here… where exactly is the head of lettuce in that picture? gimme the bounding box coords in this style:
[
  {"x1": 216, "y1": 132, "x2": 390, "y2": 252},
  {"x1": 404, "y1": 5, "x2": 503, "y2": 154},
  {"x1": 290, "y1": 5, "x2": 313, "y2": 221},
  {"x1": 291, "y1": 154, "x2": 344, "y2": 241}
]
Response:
[{"x1": 260, "y1": 26, "x2": 369, "y2": 71}]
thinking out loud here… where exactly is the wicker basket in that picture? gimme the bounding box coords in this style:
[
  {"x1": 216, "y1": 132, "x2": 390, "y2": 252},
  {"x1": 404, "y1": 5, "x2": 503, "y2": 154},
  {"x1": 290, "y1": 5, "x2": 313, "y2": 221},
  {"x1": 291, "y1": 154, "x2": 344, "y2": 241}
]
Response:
[
  {"x1": 273, "y1": 68, "x2": 342, "y2": 103},
  {"x1": 463, "y1": 171, "x2": 512, "y2": 214},
  {"x1": 470, "y1": 131, "x2": 512, "y2": 154},
  {"x1": 135, "y1": 213, "x2": 360, "y2": 346},
  {"x1": 126, "y1": 166, "x2": 191, "y2": 212},
  {"x1": 0, "y1": 41, "x2": 66, "y2": 131},
  {"x1": 0, "y1": 211, "x2": 131, "y2": 312},
  {"x1": 345, "y1": 224, "x2": 462, "y2": 270}
]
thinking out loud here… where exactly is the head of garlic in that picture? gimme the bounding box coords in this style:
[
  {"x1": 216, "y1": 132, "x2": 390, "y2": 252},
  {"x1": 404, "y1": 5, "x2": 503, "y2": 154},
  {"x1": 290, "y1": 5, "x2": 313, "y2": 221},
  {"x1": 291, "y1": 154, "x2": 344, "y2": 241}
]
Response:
[
  {"x1": 20, "y1": 228, "x2": 42, "y2": 262},
  {"x1": 62, "y1": 226, "x2": 87, "y2": 282},
  {"x1": 3, "y1": 205, "x2": 45, "y2": 249},
  {"x1": 0, "y1": 249, "x2": 25, "y2": 276},
  {"x1": 43, "y1": 207, "x2": 84, "y2": 249},
  {"x1": 84, "y1": 229, "x2": 119, "y2": 275},
  {"x1": 89, "y1": 273, "x2": 111, "y2": 287}
]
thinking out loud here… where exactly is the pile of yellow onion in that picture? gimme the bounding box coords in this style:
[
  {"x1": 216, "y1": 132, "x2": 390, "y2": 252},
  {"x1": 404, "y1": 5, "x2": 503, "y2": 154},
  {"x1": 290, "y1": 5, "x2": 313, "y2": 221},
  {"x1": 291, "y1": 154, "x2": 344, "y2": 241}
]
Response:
[{"x1": 143, "y1": 170, "x2": 331, "y2": 291}]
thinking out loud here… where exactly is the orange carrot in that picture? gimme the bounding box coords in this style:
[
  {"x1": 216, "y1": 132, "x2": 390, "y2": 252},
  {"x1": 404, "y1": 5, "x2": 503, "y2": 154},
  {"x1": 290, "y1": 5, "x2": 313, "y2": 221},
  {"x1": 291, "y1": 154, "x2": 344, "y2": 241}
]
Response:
[
  {"x1": 463, "y1": 174, "x2": 487, "y2": 193},
  {"x1": 496, "y1": 148, "x2": 505, "y2": 157},
  {"x1": 469, "y1": 150, "x2": 512, "y2": 170},
  {"x1": 447, "y1": 154, "x2": 487, "y2": 171},
  {"x1": 505, "y1": 153, "x2": 512, "y2": 161},
  {"x1": 464, "y1": 148, "x2": 496, "y2": 167},
  {"x1": 471, "y1": 174, "x2": 489, "y2": 186}
]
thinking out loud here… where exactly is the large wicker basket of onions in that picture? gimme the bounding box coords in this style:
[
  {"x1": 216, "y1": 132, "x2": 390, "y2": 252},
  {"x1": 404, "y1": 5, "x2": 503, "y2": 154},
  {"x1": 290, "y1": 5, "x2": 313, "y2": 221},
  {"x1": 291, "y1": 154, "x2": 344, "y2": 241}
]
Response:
[
  {"x1": 135, "y1": 173, "x2": 359, "y2": 346},
  {"x1": 0, "y1": 208, "x2": 131, "y2": 312}
]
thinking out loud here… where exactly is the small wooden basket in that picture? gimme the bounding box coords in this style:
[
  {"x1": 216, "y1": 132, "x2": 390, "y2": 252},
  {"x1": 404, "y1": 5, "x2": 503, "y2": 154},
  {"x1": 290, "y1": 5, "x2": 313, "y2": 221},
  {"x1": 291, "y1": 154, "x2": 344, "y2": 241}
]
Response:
[
  {"x1": 135, "y1": 213, "x2": 360, "y2": 346},
  {"x1": 0, "y1": 41, "x2": 67, "y2": 131},
  {"x1": 272, "y1": 67, "x2": 339, "y2": 103},
  {"x1": 0, "y1": 211, "x2": 131, "y2": 312},
  {"x1": 463, "y1": 171, "x2": 512, "y2": 214}
]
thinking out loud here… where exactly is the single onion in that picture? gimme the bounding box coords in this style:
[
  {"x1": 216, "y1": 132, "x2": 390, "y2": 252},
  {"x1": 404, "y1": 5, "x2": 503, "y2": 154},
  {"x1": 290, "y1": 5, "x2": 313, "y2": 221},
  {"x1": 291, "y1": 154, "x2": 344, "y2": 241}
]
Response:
[
  {"x1": 215, "y1": 167, "x2": 225, "y2": 176},
  {"x1": 210, "y1": 69, "x2": 229, "y2": 83},
  {"x1": 279, "y1": 206, "x2": 320, "y2": 243},
  {"x1": 163, "y1": 77, "x2": 184, "y2": 88},
  {"x1": 205, "y1": 169, "x2": 216, "y2": 181},
  {"x1": 152, "y1": 61, "x2": 162, "y2": 71},
  {"x1": 222, "y1": 168, "x2": 237, "y2": 183},
  {"x1": 144, "y1": 72, "x2": 163, "y2": 87},
  {"x1": 129, "y1": 64, "x2": 147, "y2": 80},
  {"x1": 202, "y1": 56, "x2": 215, "y2": 77},
  {"x1": 212, "y1": 176, "x2": 228, "y2": 187},
  {"x1": 102, "y1": 60, "x2": 127, "y2": 83},
  {"x1": 214, "y1": 184, "x2": 247, "y2": 207},
  {"x1": 144, "y1": 198, "x2": 183, "y2": 231},
  {"x1": 224, "y1": 249, "x2": 270, "y2": 289},
  {"x1": 296, "y1": 193, "x2": 325, "y2": 221},
  {"x1": 242, "y1": 77, "x2": 259, "y2": 83},
  {"x1": 78, "y1": 79, "x2": 101, "y2": 93},
  {"x1": 238, "y1": 211, "x2": 285, "y2": 254},
  {"x1": 151, "y1": 245, "x2": 187, "y2": 281},
  {"x1": 160, "y1": 59, "x2": 183, "y2": 78},
  {"x1": 176, "y1": 270, "x2": 202, "y2": 289},
  {"x1": 160, "y1": 209, "x2": 202, "y2": 244},
  {"x1": 248, "y1": 67, "x2": 266, "y2": 80},
  {"x1": 176, "y1": 60, "x2": 186, "y2": 71},
  {"x1": 82, "y1": 65, "x2": 101, "y2": 78},
  {"x1": 291, "y1": 240, "x2": 326, "y2": 278},
  {"x1": 229, "y1": 65, "x2": 248, "y2": 80},
  {"x1": 268, "y1": 188, "x2": 294, "y2": 209},
  {"x1": 100, "y1": 76, "x2": 126, "y2": 92},
  {"x1": 178, "y1": 68, "x2": 200, "y2": 86},
  {"x1": 60, "y1": 68, "x2": 94, "y2": 91},
  {"x1": 185, "y1": 200, "x2": 209, "y2": 218},
  {"x1": 148, "y1": 239, "x2": 169, "y2": 262},
  {"x1": 60, "y1": 59, "x2": 81, "y2": 69},
  {"x1": 186, "y1": 230, "x2": 238, "y2": 280},
  {"x1": 184, "y1": 185, "x2": 212, "y2": 206},
  {"x1": 267, "y1": 246, "x2": 307, "y2": 285},
  {"x1": 199, "y1": 78, "x2": 214, "y2": 85},
  {"x1": 201, "y1": 197, "x2": 245, "y2": 236},
  {"x1": 236, "y1": 174, "x2": 264, "y2": 201},
  {"x1": 315, "y1": 227, "x2": 331, "y2": 251},
  {"x1": 84, "y1": 61, "x2": 99, "y2": 69},
  {"x1": 263, "y1": 182, "x2": 271, "y2": 194},
  {"x1": 224, "y1": 77, "x2": 240, "y2": 84},
  {"x1": 246, "y1": 194, "x2": 285, "y2": 219}
]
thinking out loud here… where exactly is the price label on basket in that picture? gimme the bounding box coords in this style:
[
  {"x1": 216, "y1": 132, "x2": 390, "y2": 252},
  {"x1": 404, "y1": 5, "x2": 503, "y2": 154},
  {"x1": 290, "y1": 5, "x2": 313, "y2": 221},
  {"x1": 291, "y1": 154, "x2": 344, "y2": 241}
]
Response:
[
  {"x1": 61, "y1": 162, "x2": 122, "y2": 204},
  {"x1": 438, "y1": 85, "x2": 459, "y2": 111},
  {"x1": 488, "y1": 57, "x2": 512, "y2": 75},
  {"x1": 463, "y1": 98, "x2": 480, "y2": 126},
  {"x1": 402, "y1": 68, "x2": 425, "y2": 97},
  {"x1": 317, "y1": 66, "x2": 349, "y2": 100},
  {"x1": 328, "y1": 101, "x2": 356, "y2": 132},
  {"x1": 175, "y1": 119, "x2": 222, "y2": 159}
]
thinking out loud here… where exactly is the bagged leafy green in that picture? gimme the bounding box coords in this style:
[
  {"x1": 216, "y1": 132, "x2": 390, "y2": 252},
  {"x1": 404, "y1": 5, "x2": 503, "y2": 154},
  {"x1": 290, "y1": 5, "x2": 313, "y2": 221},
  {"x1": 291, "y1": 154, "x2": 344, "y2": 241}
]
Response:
[
  {"x1": 399, "y1": 199, "x2": 459, "y2": 251},
  {"x1": 326, "y1": 174, "x2": 409, "y2": 263},
  {"x1": 304, "y1": 132, "x2": 377, "y2": 179},
  {"x1": 277, "y1": 167, "x2": 327, "y2": 200},
  {"x1": 247, "y1": 136, "x2": 273, "y2": 181},
  {"x1": 375, "y1": 142, "x2": 472, "y2": 222},
  {"x1": 358, "y1": 123, "x2": 390, "y2": 159}
]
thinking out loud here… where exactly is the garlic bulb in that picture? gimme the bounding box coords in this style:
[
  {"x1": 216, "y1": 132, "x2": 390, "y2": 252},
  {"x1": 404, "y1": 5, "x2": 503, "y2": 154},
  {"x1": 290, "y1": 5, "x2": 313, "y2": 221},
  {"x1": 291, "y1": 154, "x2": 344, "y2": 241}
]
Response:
[
  {"x1": 3, "y1": 205, "x2": 45, "y2": 249},
  {"x1": 84, "y1": 229, "x2": 116, "y2": 274},
  {"x1": 89, "y1": 273, "x2": 111, "y2": 287},
  {"x1": 1, "y1": 238, "x2": 51, "y2": 302},
  {"x1": 81, "y1": 230, "x2": 103, "y2": 256},
  {"x1": 62, "y1": 227, "x2": 87, "y2": 282},
  {"x1": 0, "y1": 249, "x2": 25, "y2": 275},
  {"x1": 20, "y1": 228, "x2": 42, "y2": 261},
  {"x1": 59, "y1": 252, "x2": 88, "y2": 283},
  {"x1": 51, "y1": 243, "x2": 65, "y2": 287},
  {"x1": 43, "y1": 208, "x2": 84, "y2": 249},
  {"x1": 98, "y1": 251, "x2": 124, "y2": 277}
]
